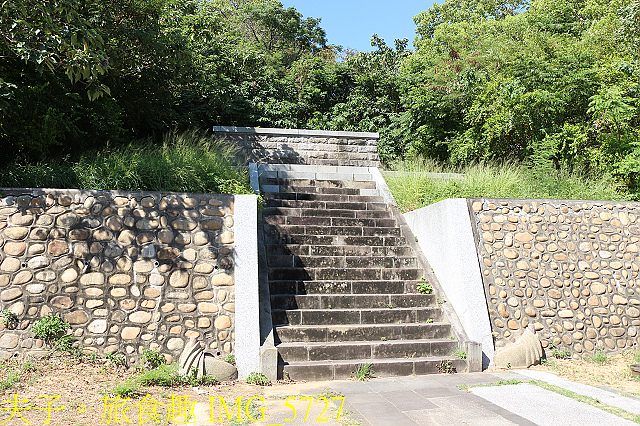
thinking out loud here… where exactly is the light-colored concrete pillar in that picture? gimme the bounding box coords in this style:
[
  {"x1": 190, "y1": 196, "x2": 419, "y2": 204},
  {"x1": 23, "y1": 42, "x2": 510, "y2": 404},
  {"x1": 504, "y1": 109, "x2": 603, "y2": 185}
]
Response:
[{"x1": 234, "y1": 194, "x2": 260, "y2": 379}]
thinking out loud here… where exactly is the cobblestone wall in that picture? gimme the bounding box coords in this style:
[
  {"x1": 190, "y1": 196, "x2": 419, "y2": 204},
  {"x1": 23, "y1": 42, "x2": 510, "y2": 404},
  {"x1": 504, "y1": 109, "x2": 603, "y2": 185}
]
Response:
[
  {"x1": 470, "y1": 199, "x2": 640, "y2": 357},
  {"x1": 0, "y1": 189, "x2": 236, "y2": 364},
  {"x1": 213, "y1": 126, "x2": 381, "y2": 167}
]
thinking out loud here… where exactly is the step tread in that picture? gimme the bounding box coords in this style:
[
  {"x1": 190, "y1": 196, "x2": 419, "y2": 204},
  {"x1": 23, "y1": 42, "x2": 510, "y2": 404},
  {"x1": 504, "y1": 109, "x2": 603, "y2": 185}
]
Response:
[
  {"x1": 275, "y1": 322, "x2": 449, "y2": 330},
  {"x1": 276, "y1": 338, "x2": 457, "y2": 348},
  {"x1": 272, "y1": 306, "x2": 438, "y2": 313}
]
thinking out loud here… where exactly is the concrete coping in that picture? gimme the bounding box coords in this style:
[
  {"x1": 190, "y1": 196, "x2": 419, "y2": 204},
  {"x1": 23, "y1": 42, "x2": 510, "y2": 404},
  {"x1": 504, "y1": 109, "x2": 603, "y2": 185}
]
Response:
[
  {"x1": 382, "y1": 171, "x2": 466, "y2": 180},
  {"x1": 212, "y1": 126, "x2": 379, "y2": 139}
]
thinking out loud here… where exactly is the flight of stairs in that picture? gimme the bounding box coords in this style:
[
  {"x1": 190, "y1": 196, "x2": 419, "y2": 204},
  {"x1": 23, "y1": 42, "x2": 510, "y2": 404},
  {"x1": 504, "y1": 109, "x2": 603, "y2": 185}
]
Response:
[{"x1": 259, "y1": 167, "x2": 467, "y2": 380}]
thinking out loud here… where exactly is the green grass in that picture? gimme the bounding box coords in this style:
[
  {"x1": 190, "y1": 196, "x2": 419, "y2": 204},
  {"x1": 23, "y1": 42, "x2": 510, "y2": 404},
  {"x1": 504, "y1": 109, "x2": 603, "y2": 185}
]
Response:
[
  {"x1": 386, "y1": 158, "x2": 631, "y2": 212},
  {"x1": 0, "y1": 370, "x2": 21, "y2": 391},
  {"x1": 417, "y1": 281, "x2": 433, "y2": 295},
  {"x1": 0, "y1": 129, "x2": 253, "y2": 195},
  {"x1": 245, "y1": 372, "x2": 270, "y2": 386},
  {"x1": 589, "y1": 350, "x2": 609, "y2": 364},
  {"x1": 351, "y1": 363, "x2": 375, "y2": 381}
]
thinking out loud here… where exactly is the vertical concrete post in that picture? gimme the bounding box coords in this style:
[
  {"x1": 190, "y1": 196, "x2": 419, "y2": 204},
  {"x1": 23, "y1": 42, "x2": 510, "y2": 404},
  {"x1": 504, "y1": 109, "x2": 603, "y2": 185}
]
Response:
[{"x1": 234, "y1": 194, "x2": 260, "y2": 379}]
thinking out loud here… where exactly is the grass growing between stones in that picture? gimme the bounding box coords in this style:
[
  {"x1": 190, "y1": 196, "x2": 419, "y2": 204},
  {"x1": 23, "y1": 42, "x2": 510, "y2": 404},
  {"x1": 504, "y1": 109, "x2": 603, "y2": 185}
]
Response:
[
  {"x1": 0, "y1": 129, "x2": 253, "y2": 195},
  {"x1": 386, "y1": 158, "x2": 631, "y2": 212}
]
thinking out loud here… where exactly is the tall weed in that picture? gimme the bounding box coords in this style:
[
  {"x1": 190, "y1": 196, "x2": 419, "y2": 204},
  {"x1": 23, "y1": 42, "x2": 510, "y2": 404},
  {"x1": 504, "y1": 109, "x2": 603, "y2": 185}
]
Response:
[
  {"x1": 0, "y1": 129, "x2": 252, "y2": 195},
  {"x1": 386, "y1": 158, "x2": 631, "y2": 212}
]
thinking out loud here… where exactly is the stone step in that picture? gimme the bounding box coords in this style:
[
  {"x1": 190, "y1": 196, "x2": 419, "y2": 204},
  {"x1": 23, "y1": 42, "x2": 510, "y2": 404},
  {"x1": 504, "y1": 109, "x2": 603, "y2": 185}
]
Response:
[
  {"x1": 272, "y1": 307, "x2": 442, "y2": 326},
  {"x1": 259, "y1": 178, "x2": 377, "y2": 190},
  {"x1": 263, "y1": 192, "x2": 383, "y2": 203},
  {"x1": 269, "y1": 280, "x2": 424, "y2": 295},
  {"x1": 268, "y1": 267, "x2": 422, "y2": 281},
  {"x1": 265, "y1": 199, "x2": 387, "y2": 211},
  {"x1": 263, "y1": 215, "x2": 397, "y2": 228},
  {"x1": 279, "y1": 357, "x2": 467, "y2": 381},
  {"x1": 274, "y1": 323, "x2": 451, "y2": 343},
  {"x1": 264, "y1": 224, "x2": 401, "y2": 238},
  {"x1": 267, "y1": 255, "x2": 418, "y2": 269},
  {"x1": 263, "y1": 207, "x2": 393, "y2": 219},
  {"x1": 268, "y1": 186, "x2": 362, "y2": 195},
  {"x1": 264, "y1": 234, "x2": 407, "y2": 246},
  {"x1": 266, "y1": 244, "x2": 414, "y2": 257},
  {"x1": 277, "y1": 339, "x2": 458, "y2": 362},
  {"x1": 270, "y1": 293, "x2": 435, "y2": 310}
]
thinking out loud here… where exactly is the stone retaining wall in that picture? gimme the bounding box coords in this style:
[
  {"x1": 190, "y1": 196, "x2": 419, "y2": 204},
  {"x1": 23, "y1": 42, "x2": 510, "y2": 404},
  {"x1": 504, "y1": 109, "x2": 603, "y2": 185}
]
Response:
[
  {"x1": 0, "y1": 188, "x2": 240, "y2": 365},
  {"x1": 213, "y1": 126, "x2": 381, "y2": 167},
  {"x1": 470, "y1": 198, "x2": 640, "y2": 357}
]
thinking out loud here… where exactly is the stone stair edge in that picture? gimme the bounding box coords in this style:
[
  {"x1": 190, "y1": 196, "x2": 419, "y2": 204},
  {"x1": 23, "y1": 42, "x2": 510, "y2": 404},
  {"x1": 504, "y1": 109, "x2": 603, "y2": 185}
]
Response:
[{"x1": 257, "y1": 164, "x2": 378, "y2": 173}]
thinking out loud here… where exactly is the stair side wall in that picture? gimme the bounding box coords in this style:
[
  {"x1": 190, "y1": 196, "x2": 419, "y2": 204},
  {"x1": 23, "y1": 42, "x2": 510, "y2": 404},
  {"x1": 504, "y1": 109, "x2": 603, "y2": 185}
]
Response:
[{"x1": 404, "y1": 199, "x2": 494, "y2": 369}]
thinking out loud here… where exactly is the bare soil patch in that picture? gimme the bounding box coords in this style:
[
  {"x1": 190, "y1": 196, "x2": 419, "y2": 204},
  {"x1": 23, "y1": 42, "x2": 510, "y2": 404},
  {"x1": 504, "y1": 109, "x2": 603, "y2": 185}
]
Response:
[
  {"x1": 0, "y1": 353, "x2": 357, "y2": 425},
  {"x1": 531, "y1": 350, "x2": 640, "y2": 396}
]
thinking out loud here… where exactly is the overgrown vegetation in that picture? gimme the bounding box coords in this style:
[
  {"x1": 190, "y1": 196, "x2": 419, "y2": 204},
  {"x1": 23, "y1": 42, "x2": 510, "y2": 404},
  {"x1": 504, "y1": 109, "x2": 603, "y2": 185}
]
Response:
[
  {"x1": 30, "y1": 314, "x2": 70, "y2": 345},
  {"x1": 386, "y1": 158, "x2": 630, "y2": 212},
  {"x1": 0, "y1": 130, "x2": 252, "y2": 194}
]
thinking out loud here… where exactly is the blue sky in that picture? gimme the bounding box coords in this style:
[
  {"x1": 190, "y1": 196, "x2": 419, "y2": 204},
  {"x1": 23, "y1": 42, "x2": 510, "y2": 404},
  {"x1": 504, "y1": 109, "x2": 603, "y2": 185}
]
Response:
[{"x1": 279, "y1": 1, "x2": 438, "y2": 52}]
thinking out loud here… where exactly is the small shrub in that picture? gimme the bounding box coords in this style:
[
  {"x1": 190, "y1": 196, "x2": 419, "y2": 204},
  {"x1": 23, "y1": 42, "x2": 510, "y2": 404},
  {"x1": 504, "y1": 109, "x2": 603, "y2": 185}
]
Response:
[
  {"x1": 224, "y1": 354, "x2": 235, "y2": 365},
  {"x1": 106, "y1": 352, "x2": 127, "y2": 367},
  {"x1": 589, "y1": 350, "x2": 608, "y2": 364},
  {"x1": 1, "y1": 310, "x2": 17, "y2": 327},
  {"x1": 437, "y1": 359, "x2": 455, "y2": 374},
  {"x1": 137, "y1": 364, "x2": 184, "y2": 387},
  {"x1": 351, "y1": 363, "x2": 374, "y2": 381},
  {"x1": 31, "y1": 314, "x2": 70, "y2": 344},
  {"x1": 552, "y1": 347, "x2": 571, "y2": 359},
  {"x1": 111, "y1": 380, "x2": 141, "y2": 398},
  {"x1": 0, "y1": 371, "x2": 21, "y2": 391},
  {"x1": 634, "y1": 352, "x2": 640, "y2": 365},
  {"x1": 246, "y1": 372, "x2": 270, "y2": 386},
  {"x1": 53, "y1": 334, "x2": 76, "y2": 354},
  {"x1": 21, "y1": 360, "x2": 37, "y2": 373},
  {"x1": 417, "y1": 281, "x2": 433, "y2": 295},
  {"x1": 141, "y1": 348, "x2": 166, "y2": 369},
  {"x1": 185, "y1": 368, "x2": 218, "y2": 386},
  {"x1": 454, "y1": 349, "x2": 467, "y2": 360}
]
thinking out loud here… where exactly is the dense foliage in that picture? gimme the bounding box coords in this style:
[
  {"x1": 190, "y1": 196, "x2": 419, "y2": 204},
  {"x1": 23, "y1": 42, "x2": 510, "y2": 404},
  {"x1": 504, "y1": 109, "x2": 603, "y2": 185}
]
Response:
[
  {"x1": 1, "y1": 0, "x2": 639, "y2": 195},
  {"x1": 0, "y1": 129, "x2": 253, "y2": 194}
]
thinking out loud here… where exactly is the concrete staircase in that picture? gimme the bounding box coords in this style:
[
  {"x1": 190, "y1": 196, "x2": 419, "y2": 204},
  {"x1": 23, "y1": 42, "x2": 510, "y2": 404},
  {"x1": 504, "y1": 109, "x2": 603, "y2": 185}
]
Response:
[{"x1": 258, "y1": 165, "x2": 467, "y2": 380}]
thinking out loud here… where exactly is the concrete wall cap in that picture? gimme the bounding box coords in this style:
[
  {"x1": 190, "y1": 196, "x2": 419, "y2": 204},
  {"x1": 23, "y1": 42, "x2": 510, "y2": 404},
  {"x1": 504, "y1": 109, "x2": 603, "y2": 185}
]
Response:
[{"x1": 212, "y1": 126, "x2": 379, "y2": 139}]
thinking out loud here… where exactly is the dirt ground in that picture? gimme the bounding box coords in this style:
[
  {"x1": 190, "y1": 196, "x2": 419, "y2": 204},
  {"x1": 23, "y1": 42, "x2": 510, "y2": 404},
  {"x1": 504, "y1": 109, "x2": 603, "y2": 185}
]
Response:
[{"x1": 0, "y1": 353, "x2": 355, "y2": 426}]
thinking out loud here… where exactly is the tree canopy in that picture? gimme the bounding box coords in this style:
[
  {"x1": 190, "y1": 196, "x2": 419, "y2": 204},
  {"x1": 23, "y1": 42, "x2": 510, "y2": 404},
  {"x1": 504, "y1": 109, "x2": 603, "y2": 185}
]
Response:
[{"x1": 1, "y1": 0, "x2": 639, "y2": 195}]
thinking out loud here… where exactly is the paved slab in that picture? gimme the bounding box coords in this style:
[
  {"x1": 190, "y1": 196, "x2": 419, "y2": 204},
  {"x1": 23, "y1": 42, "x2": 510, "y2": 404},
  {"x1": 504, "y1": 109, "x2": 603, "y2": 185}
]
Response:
[
  {"x1": 253, "y1": 371, "x2": 640, "y2": 425},
  {"x1": 515, "y1": 369, "x2": 640, "y2": 415},
  {"x1": 471, "y1": 383, "x2": 637, "y2": 426}
]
